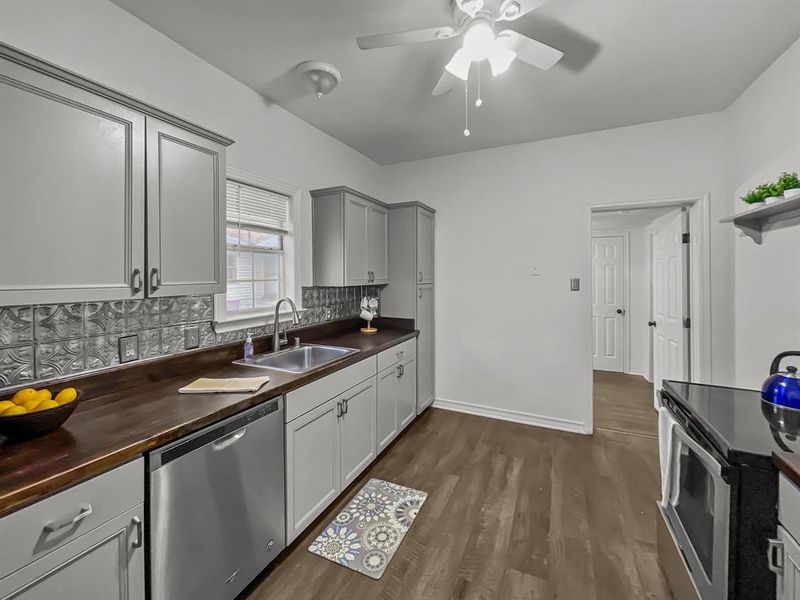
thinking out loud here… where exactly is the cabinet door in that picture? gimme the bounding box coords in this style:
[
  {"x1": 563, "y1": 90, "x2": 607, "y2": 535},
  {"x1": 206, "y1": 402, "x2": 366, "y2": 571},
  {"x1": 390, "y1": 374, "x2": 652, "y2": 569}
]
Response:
[
  {"x1": 339, "y1": 378, "x2": 377, "y2": 488},
  {"x1": 367, "y1": 203, "x2": 389, "y2": 284},
  {"x1": 416, "y1": 285, "x2": 435, "y2": 414},
  {"x1": 0, "y1": 506, "x2": 145, "y2": 600},
  {"x1": 376, "y1": 365, "x2": 399, "y2": 453},
  {"x1": 343, "y1": 193, "x2": 369, "y2": 286},
  {"x1": 146, "y1": 117, "x2": 226, "y2": 297},
  {"x1": 285, "y1": 398, "x2": 341, "y2": 543},
  {"x1": 416, "y1": 208, "x2": 435, "y2": 284},
  {"x1": 398, "y1": 354, "x2": 418, "y2": 430},
  {"x1": 778, "y1": 525, "x2": 800, "y2": 600},
  {"x1": 0, "y1": 58, "x2": 145, "y2": 304}
]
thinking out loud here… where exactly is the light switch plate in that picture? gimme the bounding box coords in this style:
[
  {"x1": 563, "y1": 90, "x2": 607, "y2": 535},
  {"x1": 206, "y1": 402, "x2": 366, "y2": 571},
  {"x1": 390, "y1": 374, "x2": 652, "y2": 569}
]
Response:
[
  {"x1": 570, "y1": 278, "x2": 581, "y2": 291},
  {"x1": 118, "y1": 334, "x2": 139, "y2": 363},
  {"x1": 184, "y1": 325, "x2": 200, "y2": 349}
]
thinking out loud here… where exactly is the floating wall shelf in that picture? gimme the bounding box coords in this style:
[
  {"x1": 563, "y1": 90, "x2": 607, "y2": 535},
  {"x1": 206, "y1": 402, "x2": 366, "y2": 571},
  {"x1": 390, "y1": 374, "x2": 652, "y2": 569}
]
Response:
[{"x1": 720, "y1": 195, "x2": 800, "y2": 243}]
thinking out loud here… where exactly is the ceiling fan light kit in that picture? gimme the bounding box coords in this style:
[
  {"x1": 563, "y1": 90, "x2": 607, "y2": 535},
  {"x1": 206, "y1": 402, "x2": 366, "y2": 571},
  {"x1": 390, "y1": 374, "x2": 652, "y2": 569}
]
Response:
[
  {"x1": 295, "y1": 61, "x2": 342, "y2": 98},
  {"x1": 356, "y1": 0, "x2": 564, "y2": 131}
]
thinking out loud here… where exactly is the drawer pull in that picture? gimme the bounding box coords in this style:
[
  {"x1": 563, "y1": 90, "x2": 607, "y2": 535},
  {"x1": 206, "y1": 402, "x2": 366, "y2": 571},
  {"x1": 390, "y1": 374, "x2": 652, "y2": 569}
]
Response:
[
  {"x1": 768, "y1": 538, "x2": 785, "y2": 576},
  {"x1": 131, "y1": 516, "x2": 143, "y2": 549},
  {"x1": 43, "y1": 504, "x2": 93, "y2": 533}
]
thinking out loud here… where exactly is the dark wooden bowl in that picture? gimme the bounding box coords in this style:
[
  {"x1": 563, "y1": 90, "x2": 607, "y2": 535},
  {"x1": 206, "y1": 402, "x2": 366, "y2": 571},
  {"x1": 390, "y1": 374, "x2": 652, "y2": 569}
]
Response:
[{"x1": 0, "y1": 392, "x2": 81, "y2": 439}]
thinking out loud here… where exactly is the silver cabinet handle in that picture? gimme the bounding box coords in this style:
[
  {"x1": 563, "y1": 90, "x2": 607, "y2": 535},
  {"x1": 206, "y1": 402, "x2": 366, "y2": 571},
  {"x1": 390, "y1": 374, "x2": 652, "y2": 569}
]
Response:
[
  {"x1": 400, "y1": 364, "x2": 405, "y2": 377},
  {"x1": 396, "y1": 365, "x2": 402, "y2": 379},
  {"x1": 342, "y1": 398, "x2": 349, "y2": 414},
  {"x1": 397, "y1": 350, "x2": 404, "y2": 361},
  {"x1": 768, "y1": 538, "x2": 785, "y2": 576},
  {"x1": 131, "y1": 516, "x2": 143, "y2": 549},
  {"x1": 150, "y1": 267, "x2": 161, "y2": 292},
  {"x1": 418, "y1": 289, "x2": 423, "y2": 299},
  {"x1": 44, "y1": 504, "x2": 93, "y2": 533},
  {"x1": 131, "y1": 268, "x2": 142, "y2": 293},
  {"x1": 418, "y1": 271, "x2": 423, "y2": 282},
  {"x1": 336, "y1": 401, "x2": 343, "y2": 418},
  {"x1": 212, "y1": 427, "x2": 247, "y2": 451}
]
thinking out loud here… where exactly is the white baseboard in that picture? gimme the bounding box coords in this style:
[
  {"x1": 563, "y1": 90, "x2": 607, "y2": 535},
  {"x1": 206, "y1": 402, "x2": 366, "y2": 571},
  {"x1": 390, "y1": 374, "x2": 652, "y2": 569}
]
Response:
[{"x1": 432, "y1": 397, "x2": 591, "y2": 435}]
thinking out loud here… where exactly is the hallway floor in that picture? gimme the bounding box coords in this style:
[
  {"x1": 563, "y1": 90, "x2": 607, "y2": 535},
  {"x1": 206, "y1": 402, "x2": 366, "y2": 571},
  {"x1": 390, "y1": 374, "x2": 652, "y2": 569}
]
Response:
[
  {"x1": 243, "y1": 407, "x2": 670, "y2": 600},
  {"x1": 593, "y1": 370, "x2": 658, "y2": 438}
]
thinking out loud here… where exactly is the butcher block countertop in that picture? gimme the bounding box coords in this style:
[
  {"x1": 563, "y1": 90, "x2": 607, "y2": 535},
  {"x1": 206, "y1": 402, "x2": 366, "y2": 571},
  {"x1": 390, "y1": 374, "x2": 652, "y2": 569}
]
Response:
[
  {"x1": 774, "y1": 452, "x2": 800, "y2": 488},
  {"x1": 0, "y1": 319, "x2": 417, "y2": 518}
]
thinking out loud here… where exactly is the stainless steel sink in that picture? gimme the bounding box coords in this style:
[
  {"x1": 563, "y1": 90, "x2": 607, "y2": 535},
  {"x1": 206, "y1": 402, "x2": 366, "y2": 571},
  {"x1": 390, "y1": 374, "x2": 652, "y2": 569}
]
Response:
[{"x1": 233, "y1": 344, "x2": 358, "y2": 374}]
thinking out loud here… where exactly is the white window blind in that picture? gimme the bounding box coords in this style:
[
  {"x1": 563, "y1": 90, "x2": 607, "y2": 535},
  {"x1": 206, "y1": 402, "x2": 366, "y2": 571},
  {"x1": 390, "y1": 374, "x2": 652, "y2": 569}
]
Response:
[{"x1": 226, "y1": 179, "x2": 290, "y2": 233}]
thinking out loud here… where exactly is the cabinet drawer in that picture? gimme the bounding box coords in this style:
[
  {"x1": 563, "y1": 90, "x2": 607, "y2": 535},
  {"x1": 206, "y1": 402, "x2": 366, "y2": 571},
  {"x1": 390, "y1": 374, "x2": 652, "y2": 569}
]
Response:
[
  {"x1": 377, "y1": 338, "x2": 416, "y2": 372},
  {"x1": 286, "y1": 356, "x2": 377, "y2": 422},
  {"x1": 0, "y1": 458, "x2": 143, "y2": 580}
]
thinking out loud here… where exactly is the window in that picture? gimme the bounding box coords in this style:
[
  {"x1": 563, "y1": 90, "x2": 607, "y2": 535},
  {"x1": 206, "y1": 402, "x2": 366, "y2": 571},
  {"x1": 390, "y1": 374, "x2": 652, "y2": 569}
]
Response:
[{"x1": 221, "y1": 179, "x2": 291, "y2": 321}]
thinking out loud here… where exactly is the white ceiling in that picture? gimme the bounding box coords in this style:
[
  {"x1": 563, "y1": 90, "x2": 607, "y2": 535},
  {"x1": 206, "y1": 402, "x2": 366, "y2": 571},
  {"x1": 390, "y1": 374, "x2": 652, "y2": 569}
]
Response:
[{"x1": 111, "y1": 0, "x2": 800, "y2": 165}]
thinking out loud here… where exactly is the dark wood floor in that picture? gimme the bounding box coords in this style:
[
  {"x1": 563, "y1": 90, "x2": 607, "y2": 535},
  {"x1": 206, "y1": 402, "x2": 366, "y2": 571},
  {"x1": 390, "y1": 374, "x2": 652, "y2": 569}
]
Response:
[
  {"x1": 593, "y1": 370, "x2": 658, "y2": 438},
  {"x1": 243, "y1": 406, "x2": 671, "y2": 600}
]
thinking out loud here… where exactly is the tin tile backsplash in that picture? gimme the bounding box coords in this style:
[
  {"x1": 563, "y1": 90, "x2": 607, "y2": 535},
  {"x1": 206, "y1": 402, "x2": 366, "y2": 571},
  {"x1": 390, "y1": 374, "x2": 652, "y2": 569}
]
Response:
[{"x1": 0, "y1": 285, "x2": 383, "y2": 390}]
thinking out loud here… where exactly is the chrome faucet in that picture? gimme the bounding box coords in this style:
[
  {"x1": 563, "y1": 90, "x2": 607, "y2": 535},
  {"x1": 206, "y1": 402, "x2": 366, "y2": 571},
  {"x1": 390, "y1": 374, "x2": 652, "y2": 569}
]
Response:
[{"x1": 272, "y1": 297, "x2": 301, "y2": 352}]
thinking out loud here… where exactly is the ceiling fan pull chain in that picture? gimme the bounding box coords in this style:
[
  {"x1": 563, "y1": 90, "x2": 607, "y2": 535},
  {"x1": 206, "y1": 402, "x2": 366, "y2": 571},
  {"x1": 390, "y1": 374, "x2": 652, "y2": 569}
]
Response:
[
  {"x1": 476, "y1": 64, "x2": 483, "y2": 107},
  {"x1": 464, "y1": 74, "x2": 471, "y2": 137}
]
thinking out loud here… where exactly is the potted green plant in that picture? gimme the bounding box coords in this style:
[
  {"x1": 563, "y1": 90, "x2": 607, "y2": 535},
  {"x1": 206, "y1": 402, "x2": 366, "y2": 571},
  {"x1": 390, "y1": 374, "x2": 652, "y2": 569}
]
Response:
[
  {"x1": 764, "y1": 181, "x2": 784, "y2": 205},
  {"x1": 778, "y1": 172, "x2": 800, "y2": 199},
  {"x1": 742, "y1": 188, "x2": 765, "y2": 206}
]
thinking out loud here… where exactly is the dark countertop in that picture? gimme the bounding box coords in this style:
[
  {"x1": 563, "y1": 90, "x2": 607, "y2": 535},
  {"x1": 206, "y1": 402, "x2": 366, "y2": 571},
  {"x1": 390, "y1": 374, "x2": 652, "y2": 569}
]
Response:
[
  {"x1": 774, "y1": 452, "x2": 800, "y2": 488},
  {"x1": 0, "y1": 325, "x2": 417, "y2": 518}
]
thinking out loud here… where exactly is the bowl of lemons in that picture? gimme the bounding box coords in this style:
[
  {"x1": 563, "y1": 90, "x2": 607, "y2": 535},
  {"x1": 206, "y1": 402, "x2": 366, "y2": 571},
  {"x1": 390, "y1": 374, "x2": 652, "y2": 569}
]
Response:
[{"x1": 0, "y1": 387, "x2": 80, "y2": 439}]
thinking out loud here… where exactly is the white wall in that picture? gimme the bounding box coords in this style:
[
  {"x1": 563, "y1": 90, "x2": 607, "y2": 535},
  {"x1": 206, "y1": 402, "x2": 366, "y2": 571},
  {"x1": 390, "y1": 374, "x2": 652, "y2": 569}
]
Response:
[
  {"x1": 726, "y1": 37, "x2": 800, "y2": 389},
  {"x1": 383, "y1": 114, "x2": 732, "y2": 432},
  {"x1": 0, "y1": 0, "x2": 387, "y2": 288}
]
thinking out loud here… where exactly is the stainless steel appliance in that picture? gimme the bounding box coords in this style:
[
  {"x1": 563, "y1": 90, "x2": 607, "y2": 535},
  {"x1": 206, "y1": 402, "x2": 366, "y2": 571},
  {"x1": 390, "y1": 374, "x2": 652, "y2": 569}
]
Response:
[
  {"x1": 660, "y1": 381, "x2": 782, "y2": 600},
  {"x1": 148, "y1": 398, "x2": 286, "y2": 600}
]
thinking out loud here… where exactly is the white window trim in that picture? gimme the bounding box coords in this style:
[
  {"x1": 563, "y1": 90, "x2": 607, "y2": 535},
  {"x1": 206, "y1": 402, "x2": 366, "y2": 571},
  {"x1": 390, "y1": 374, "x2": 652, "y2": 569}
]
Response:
[{"x1": 214, "y1": 166, "x2": 303, "y2": 332}]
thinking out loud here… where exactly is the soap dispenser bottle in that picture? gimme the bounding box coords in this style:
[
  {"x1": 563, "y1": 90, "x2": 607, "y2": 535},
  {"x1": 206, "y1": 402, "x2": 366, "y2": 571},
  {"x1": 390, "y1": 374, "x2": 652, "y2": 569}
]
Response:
[{"x1": 244, "y1": 331, "x2": 254, "y2": 362}]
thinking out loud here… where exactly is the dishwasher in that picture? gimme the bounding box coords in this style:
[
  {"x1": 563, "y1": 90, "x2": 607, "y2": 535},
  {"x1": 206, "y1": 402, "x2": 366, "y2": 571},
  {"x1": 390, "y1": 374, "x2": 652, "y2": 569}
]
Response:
[{"x1": 148, "y1": 398, "x2": 285, "y2": 600}]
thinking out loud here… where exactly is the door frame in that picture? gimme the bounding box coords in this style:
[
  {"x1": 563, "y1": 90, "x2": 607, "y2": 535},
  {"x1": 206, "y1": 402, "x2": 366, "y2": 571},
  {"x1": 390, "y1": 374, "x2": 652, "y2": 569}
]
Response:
[
  {"x1": 590, "y1": 231, "x2": 631, "y2": 374},
  {"x1": 585, "y1": 194, "x2": 712, "y2": 433}
]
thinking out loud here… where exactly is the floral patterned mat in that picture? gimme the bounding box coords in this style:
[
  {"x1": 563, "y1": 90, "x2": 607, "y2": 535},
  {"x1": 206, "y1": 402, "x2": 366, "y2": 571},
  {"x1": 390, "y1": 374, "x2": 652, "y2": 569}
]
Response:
[{"x1": 308, "y1": 478, "x2": 428, "y2": 579}]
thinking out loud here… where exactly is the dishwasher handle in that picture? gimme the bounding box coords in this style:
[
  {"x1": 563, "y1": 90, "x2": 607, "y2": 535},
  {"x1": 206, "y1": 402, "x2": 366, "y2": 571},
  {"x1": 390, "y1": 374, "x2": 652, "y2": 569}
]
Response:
[{"x1": 212, "y1": 427, "x2": 247, "y2": 451}]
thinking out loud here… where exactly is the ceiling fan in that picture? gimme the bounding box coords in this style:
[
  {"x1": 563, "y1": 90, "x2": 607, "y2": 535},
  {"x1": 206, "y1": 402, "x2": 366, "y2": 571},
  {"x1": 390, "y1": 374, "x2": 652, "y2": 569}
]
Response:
[{"x1": 357, "y1": 0, "x2": 564, "y2": 96}]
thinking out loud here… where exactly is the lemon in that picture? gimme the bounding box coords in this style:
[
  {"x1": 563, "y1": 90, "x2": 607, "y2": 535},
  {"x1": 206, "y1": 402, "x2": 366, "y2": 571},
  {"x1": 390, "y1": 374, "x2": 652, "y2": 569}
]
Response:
[
  {"x1": 33, "y1": 389, "x2": 52, "y2": 404},
  {"x1": 2, "y1": 405, "x2": 27, "y2": 416},
  {"x1": 33, "y1": 399, "x2": 59, "y2": 412},
  {"x1": 55, "y1": 388, "x2": 78, "y2": 405},
  {"x1": 0, "y1": 400, "x2": 16, "y2": 413},
  {"x1": 22, "y1": 398, "x2": 42, "y2": 412},
  {"x1": 12, "y1": 388, "x2": 36, "y2": 406}
]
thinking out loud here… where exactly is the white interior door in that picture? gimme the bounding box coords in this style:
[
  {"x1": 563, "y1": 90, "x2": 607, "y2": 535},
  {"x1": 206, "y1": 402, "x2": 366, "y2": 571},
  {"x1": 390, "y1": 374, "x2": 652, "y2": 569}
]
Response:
[
  {"x1": 652, "y1": 211, "x2": 687, "y2": 387},
  {"x1": 592, "y1": 236, "x2": 626, "y2": 372}
]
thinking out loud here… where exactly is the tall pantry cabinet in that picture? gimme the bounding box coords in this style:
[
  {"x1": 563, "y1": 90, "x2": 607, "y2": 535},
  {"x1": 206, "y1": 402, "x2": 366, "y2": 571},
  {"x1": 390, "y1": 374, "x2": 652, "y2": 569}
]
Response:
[{"x1": 381, "y1": 203, "x2": 436, "y2": 414}]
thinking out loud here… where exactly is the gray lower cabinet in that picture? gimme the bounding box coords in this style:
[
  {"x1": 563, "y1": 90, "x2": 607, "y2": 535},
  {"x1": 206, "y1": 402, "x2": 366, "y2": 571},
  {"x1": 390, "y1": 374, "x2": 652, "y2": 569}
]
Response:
[
  {"x1": 285, "y1": 397, "x2": 342, "y2": 543},
  {"x1": 398, "y1": 354, "x2": 418, "y2": 430},
  {"x1": 417, "y1": 285, "x2": 435, "y2": 413},
  {"x1": 339, "y1": 378, "x2": 377, "y2": 487},
  {"x1": 377, "y1": 364, "x2": 400, "y2": 452},
  {"x1": 145, "y1": 117, "x2": 227, "y2": 297},
  {"x1": 0, "y1": 44, "x2": 233, "y2": 304},
  {"x1": 0, "y1": 505, "x2": 145, "y2": 600},
  {"x1": 0, "y1": 458, "x2": 144, "y2": 600}
]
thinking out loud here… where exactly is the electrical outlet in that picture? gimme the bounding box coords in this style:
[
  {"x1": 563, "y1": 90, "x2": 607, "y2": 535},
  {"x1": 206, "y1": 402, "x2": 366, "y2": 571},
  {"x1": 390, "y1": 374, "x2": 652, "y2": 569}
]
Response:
[
  {"x1": 118, "y1": 334, "x2": 139, "y2": 363},
  {"x1": 570, "y1": 278, "x2": 581, "y2": 292},
  {"x1": 325, "y1": 307, "x2": 333, "y2": 321},
  {"x1": 185, "y1": 325, "x2": 200, "y2": 349}
]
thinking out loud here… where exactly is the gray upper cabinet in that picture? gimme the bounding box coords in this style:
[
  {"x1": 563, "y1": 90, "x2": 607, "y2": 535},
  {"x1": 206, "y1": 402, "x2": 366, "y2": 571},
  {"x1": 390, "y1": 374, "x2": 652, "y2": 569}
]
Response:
[
  {"x1": 145, "y1": 118, "x2": 226, "y2": 297},
  {"x1": 311, "y1": 187, "x2": 389, "y2": 287},
  {"x1": 367, "y1": 203, "x2": 389, "y2": 284},
  {"x1": 0, "y1": 44, "x2": 233, "y2": 305},
  {"x1": 0, "y1": 55, "x2": 146, "y2": 305},
  {"x1": 416, "y1": 208, "x2": 435, "y2": 284}
]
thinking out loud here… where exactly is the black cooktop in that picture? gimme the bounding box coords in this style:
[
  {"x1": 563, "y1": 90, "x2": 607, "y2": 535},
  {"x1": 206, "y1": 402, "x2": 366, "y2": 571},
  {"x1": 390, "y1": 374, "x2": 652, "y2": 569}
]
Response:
[{"x1": 662, "y1": 380, "x2": 800, "y2": 469}]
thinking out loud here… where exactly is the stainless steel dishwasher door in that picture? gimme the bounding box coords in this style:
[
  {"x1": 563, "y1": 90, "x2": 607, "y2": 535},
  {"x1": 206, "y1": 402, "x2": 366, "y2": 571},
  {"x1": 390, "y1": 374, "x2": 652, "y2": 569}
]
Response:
[{"x1": 149, "y1": 398, "x2": 286, "y2": 600}]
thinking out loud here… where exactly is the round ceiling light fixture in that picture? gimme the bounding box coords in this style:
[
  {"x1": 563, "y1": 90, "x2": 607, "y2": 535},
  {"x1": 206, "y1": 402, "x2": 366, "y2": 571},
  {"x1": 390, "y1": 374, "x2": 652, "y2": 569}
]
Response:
[{"x1": 296, "y1": 61, "x2": 342, "y2": 99}]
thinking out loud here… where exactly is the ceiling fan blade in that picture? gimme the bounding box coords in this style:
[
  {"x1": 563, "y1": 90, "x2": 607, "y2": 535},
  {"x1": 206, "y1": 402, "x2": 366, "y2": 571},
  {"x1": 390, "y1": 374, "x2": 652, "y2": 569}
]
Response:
[
  {"x1": 357, "y1": 26, "x2": 457, "y2": 50},
  {"x1": 497, "y1": 0, "x2": 551, "y2": 21},
  {"x1": 444, "y1": 48, "x2": 472, "y2": 81},
  {"x1": 497, "y1": 29, "x2": 563, "y2": 70},
  {"x1": 432, "y1": 70, "x2": 458, "y2": 96}
]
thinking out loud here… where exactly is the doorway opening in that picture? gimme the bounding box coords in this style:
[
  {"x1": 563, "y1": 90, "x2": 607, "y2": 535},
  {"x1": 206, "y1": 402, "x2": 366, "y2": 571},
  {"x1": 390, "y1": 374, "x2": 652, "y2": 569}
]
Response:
[{"x1": 588, "y1": 196, "x2": 711, "y2": 436}]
